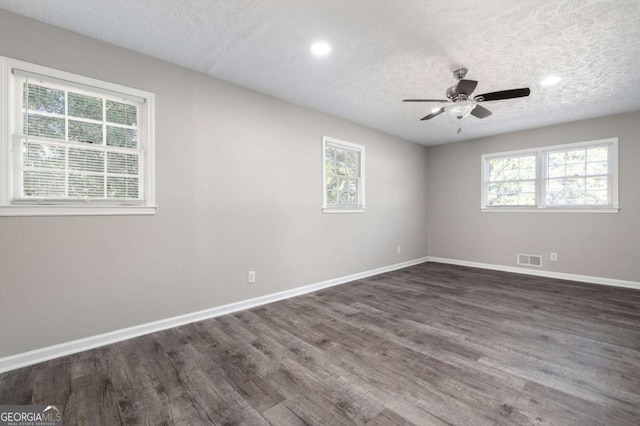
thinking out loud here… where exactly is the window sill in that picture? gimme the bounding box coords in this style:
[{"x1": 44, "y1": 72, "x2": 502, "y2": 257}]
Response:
[
  {"x1": 0, "y1": 205, "x2": 157, "y2": 217},
  {"x1": 480, "y1": 207, "x2": 619, "y2": 214},
  {"x1": 322, "y1": 207, "x2": 365, "y2": 214}
]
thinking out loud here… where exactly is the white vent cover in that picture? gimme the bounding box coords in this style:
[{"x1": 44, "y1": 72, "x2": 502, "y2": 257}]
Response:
[{"x1": 517, "y1": 254, "x2": 542, "y2": 267}]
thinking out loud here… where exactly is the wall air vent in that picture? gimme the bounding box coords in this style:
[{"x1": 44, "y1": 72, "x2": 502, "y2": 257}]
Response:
[{"x1": 517, "y1": 254, "x2": 542, "y2": 267}]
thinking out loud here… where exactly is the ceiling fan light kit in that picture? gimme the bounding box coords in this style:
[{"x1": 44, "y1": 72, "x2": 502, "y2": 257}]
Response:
[
  {"x1": 403, "y1": 68, "x2": 531, "y2": 132},
  {"x1": 447, "y1": 100, "x2": 476, "y2": 119}
]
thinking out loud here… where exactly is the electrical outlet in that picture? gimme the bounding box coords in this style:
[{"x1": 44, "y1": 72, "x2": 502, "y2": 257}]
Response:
[
  {"x1": 550, "y1": 252, "x2": 558, "y2": 262},
  {"x1": 248, "y1": 270, "x2": 256, "y2": 283},
  {"x1": 396, "y1": 245, "x2": 401, "y2": 254}
]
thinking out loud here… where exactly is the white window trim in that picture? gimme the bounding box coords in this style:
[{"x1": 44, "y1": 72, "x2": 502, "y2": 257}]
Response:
[
  {"x1": 0, "y1": 56, "x2": 156, "y2": 216},
  {"x1": 480, "y1": 138, "x2": 619, "y2": 213},
  {"x1": 322, "y1": 136, "x2": 365, "y2": 214}
]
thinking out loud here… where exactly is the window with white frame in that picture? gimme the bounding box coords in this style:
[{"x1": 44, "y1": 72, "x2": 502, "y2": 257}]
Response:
[
  {"x1": 481, "y1": 138, "x2": 618, "y2": 212},
  {"x1": 322, "y1": 136, "x2": 365, "y2": 213},
  {"x1": 0, "y1": 56, "x2": 155, "y2": 216}
]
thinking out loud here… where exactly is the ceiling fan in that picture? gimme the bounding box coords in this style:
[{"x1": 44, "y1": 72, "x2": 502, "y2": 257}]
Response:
[{"x1": 403, "y1": 68, "x2": 530, "y2": 126}]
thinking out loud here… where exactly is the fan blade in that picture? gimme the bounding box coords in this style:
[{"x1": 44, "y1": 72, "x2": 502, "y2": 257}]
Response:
[
  {"x1": 403, "y1": 99, "x2": 448, "y2": 102},
  {"x1": 475, "y1": 88, "x2": 530, "y2": 102},
  {"x1": 420, "y1": 107, "x2": 445, "y2": 121},
  {"x1": 455, "y1": 79, "x2": 478, "y2": 95},
  {"x1": 471, "y1": 104, "x2": 492, "y2": 119}
]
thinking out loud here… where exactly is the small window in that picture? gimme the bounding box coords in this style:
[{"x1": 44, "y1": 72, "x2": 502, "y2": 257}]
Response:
[
  {"x1": 322, "y1": 136, "x2": 365, "y2": 213},
  {"x1": 481, "y1": 138, "x2": 618, "y2": 213},
  {"x1": 0, "y1": 56, "x2": 155, "y2": 216}
]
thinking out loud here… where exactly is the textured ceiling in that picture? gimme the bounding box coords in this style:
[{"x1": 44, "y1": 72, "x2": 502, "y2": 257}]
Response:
[{"x1": 2, "y1": 0, "x2": 639, "y2": 145}]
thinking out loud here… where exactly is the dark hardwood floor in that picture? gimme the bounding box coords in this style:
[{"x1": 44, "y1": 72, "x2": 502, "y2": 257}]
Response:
[{"x1": 1, "y1": 262, "x2": 640, "y2": 425}]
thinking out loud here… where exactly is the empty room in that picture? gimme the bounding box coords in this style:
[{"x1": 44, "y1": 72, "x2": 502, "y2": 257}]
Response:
[{"x1": 0, "y1": 1, "x2": 639, "y2": 425}]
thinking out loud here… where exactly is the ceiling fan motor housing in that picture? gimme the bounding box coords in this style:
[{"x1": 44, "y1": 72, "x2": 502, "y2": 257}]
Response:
[{"x1": 446, "y1": 86, "x2": 470, "y2": 103}]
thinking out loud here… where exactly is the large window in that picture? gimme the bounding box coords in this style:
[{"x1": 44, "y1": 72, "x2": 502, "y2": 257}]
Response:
[
  {"x1": 481, "y1": 138, "x2": 618, "y2": 212},
  {"x1": 0, "y1": 56, "x2": 155, "y2": 216},
  {"x1": 322, "y1": 136, "x2": 365, "y2": 213}
]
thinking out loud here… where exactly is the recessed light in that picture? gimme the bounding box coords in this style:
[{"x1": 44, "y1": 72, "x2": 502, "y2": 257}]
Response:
[
  {"x1": 310, "y1": 42, "x2": 331, "y2": 56},
  {"x1": 540, "y1": 76, "x2": 562, "y2": 87}
]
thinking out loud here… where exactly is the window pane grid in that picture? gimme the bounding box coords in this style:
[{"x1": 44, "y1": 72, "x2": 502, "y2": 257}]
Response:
[
  {"x1": 22, "y1": 81, "x2": 139, "y2": 148},
  {"x1": 17, "y1": 77, "x2": 143, "y2": 202},
  {"x1": 20, "y1": 140, "x2": 141, "y2": 200},
  {"x1": 545, "y1": 145, "x2": 611, "y2": 207},
  {"x1": 486, "y1": 155, "x2": 537, "y2": 206}
]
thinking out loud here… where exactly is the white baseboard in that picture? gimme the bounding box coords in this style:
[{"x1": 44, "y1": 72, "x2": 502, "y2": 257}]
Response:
[
  {"x1": 0, "y1": 257, "x2": 428, "y2": 374},
  {"x1": 427, "y1": 256, "x2": 640, "y2": 290}
]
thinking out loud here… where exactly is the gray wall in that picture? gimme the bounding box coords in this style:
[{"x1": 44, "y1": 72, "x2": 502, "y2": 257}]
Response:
[
  {"x1": 427, "y1": 111, "x2": 640, "y2": 282},
  {"x1": 0, "y1": 10, "x2": 429, "y2": 357}
]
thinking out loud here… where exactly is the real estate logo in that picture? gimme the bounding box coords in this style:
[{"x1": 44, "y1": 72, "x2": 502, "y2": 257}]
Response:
[{"x1": 0, "y1": 405, "x2": 63, "y2": 426}]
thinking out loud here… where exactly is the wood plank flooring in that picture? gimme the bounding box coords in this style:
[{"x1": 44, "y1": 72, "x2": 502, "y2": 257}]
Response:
[{"x1": 1, "y1": 262, "x2": 640, "y2": 425}]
